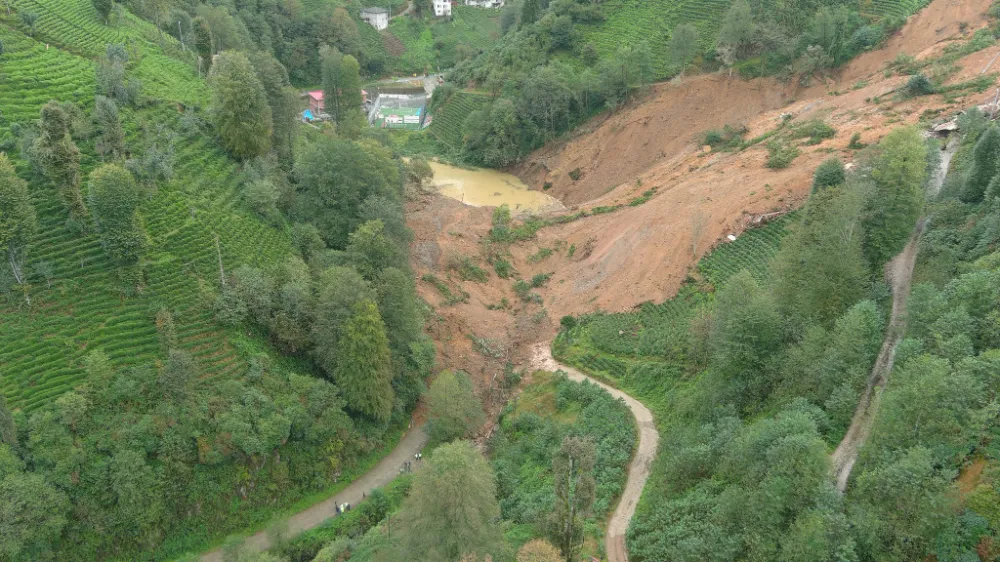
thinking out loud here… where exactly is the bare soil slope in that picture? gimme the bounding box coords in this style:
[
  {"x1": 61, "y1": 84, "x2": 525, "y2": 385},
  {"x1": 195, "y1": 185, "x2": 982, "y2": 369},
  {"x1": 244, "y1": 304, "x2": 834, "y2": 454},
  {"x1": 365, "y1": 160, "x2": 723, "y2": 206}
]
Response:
[{"x1": 409, "y1": 0, "x2": 999, "y2": 375}]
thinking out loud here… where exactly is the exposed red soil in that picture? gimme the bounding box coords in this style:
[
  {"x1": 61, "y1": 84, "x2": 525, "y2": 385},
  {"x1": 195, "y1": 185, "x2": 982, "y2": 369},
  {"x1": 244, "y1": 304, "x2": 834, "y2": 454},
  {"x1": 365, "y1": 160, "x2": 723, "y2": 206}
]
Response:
[{"x1": 409, "y1": 0, "x2": 1000, "y2": 381}]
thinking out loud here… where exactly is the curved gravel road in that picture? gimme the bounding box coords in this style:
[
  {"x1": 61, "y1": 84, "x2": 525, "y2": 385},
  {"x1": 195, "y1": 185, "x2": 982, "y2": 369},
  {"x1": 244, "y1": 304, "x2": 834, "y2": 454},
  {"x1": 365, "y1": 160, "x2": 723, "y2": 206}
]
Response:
[
  {"x1": 201, "y1": 425, "x2": 429, "y2": 561},
  {"x1": 529, "y1": 343, "x2": 659, "y2": 562}
]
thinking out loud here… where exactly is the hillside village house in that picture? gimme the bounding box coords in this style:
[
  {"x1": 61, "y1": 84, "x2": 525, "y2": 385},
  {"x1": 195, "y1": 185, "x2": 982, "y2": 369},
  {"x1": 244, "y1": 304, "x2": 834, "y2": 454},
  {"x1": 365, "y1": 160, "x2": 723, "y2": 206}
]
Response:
[
  {"x1": 465, "y1": 0, "x2": 503, "y2": 7},
  {"x1": 303, "y1": 90, "x2": 369, "y2": 118},
  {"x1": 433, "y1": 0, "x2": 451, "y2": 17},
  {"x1": 360, "y1": 7, "x2": 389, "y2": 30}
]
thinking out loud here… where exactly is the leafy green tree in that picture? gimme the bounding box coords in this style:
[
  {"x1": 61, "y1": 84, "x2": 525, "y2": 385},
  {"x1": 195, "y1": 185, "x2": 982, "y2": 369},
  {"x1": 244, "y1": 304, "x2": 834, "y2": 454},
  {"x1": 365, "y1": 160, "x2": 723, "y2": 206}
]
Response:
[
  {"x1": 0, "y1": 153, "x2": 37, "y2": 291},
  {"x1": 0, "y1": 393, "x2": 15, "y2": 446},
  {"x1": 463, "y1": 99, "x2": 522, "y2": 168},
  {"x1": 209, "y1": 50, "x2": 273, "y2": 160},
  {"x1": 87, "y1": 163, "x2": 148, "y2": 268},
  {"x1": 852, "y1": 447, "x2": 955, "y2": 562},
  {"x1": 771, "y1": 182, "x2": 869, "y2": 330},
  {"x1": 96, "y1": 44, "x2": 141, "y2": 106},
  {"x1": 717, "y1": 0, "x2": 754, "y2": 58},
  {"x1": 376, "y1": 267, "x2": 423, "y2": 355},
  {"x1": 517, "y1": 65, "x2": 573, "y2": 140},
  {"x1": 392, "y1": 441, "x2": 503, "y2": 561},
  {"x1": 549, "y1": 436, "x2": 596, "y2": 561},
  {"x1": 192, "y1": 16, "x2": 213, "y2": 73},
  {"x1": 961, "y1": 125, "x2": 1000, "y2": 203},
  {"x1": 33, "y1": 102, "x2": 87, "y2": 222},
  {"x1": 427, "y1": 371, "x2": 484, "y2": 444},
  {"x1": 667, "y1": 23, "x2": 699, "y2": 75},
  {"x1": 0, "y1": 472, "x2": 70, "y2": 561},
  {"x1": 709, "y1": 271, "x2": 784, "y2": 411},
  {"x1": 92, "y1": 0, "x2": 112, "y2": 22},
  {"x1": 248, "y1": 51, "x2": 298, "y2": 166},
  {"x1": 861, "y1": 127, "x2": 927, "y2": 269},
  {"x1": 347, "y1": 220, "x2": 404, "y2": 280},
  {"x1": 521, "y1": 0, "x2": 539, "y2": 26},
  {"x1": 312, "y1": 266, "x2": 374, "y2": 369},
  {"x1": 333, "y1": 300, "x2": 394, "y2": 421},
  {"x1": 321, "y1": 47, "x2": 344, "y2": 120},
  {"x1": 812, "y1": 157, "x2": 845, "y2": 192},
  {"x1": 779, "y1": 508, "x2": 857, "y2": 562},
  {"x1": 293, "y1": 138, "x2": 402, "y2": 247},
  {"x1": 94, "y1": 95, "x2": 125, "y2": 160}
]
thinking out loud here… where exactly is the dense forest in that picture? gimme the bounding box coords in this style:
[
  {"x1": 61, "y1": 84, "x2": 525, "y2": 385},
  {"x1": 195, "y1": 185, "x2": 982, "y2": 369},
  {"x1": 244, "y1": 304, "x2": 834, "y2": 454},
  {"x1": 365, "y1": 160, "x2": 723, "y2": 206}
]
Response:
[
  {"x1": 0, "y1": 0, "x2": 436, "y2": 556},
  {"x1": 556, "y1": 111, "x2": 1000, "y2": 562}
]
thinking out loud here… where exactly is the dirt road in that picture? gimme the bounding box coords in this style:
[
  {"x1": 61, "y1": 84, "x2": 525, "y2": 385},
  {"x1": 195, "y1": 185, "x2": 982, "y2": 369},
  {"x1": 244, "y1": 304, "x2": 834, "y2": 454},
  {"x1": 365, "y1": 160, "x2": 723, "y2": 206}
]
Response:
[
  {"x1": 200, "y1": 425, "x2": 429, "y2": 562},
  {"x1": 830, "y1": 227, "x2": 922, "y2": 492},
  {"x1": 529, "y1": 343, "x2": 659, "y2": 562},
  {"x1": 830, "y1": 136, "x2": 959, "y2": 492}
]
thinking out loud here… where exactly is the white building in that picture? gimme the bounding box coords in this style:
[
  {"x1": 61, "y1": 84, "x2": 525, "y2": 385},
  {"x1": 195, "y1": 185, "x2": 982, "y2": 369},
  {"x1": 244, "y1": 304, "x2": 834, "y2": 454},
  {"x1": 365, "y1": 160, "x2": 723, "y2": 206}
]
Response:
[
  {"x1": 465, "y1": 0, "x2": 502, "y2": 7},
  {"x1": 433, "y1": 0, "x2": 451, "y2": 17},
  {"x1": 360, "y1": 7, "x2": 389, "y2": 30}
]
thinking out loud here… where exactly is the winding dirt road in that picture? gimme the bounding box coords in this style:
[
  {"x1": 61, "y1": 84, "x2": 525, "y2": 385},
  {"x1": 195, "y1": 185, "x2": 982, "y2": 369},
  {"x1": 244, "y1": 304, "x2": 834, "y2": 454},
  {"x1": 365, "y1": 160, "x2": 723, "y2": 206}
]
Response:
[
  {"x1": 200, "y1": 426, "x2": 429, "y2": 561},
  {"x1": 529, "y1": 343, "x2": 659, "y2": 562}
]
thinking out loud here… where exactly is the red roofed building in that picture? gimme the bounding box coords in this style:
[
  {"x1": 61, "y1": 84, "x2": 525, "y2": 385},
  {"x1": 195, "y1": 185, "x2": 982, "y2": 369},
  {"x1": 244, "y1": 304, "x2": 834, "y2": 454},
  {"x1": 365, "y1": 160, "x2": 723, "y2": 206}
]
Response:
[{"x1": 306, "y1": 90, "x2": 324, "y2": 113}]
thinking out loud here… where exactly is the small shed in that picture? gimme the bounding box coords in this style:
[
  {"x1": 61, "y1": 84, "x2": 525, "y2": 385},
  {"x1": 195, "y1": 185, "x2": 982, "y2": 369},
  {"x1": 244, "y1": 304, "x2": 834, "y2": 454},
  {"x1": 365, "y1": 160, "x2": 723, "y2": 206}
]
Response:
[{"x1": 305, "y1": 90, "x2": 324, "y2": 113}]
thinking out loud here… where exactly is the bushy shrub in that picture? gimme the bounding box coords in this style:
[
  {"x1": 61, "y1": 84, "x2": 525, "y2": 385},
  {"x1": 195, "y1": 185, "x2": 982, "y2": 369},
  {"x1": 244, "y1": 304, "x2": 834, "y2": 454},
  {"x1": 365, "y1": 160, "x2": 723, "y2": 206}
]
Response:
[
  {"x1": 812, "y1": 157, "x2": 846, "y2": 192},
  {"x1": 903, "y1": 73, "x2": 935, "y2": 98},
  {"x1": 766, "y1": 141, "x2": 800, "y2": 169}
]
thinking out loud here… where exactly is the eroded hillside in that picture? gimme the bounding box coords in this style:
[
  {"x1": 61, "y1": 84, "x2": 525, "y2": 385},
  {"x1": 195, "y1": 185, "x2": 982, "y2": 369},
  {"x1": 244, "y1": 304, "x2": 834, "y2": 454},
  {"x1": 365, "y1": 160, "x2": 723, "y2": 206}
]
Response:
[{"x1": 409, "y1": 0, "x2": 1000, "y2": 381}]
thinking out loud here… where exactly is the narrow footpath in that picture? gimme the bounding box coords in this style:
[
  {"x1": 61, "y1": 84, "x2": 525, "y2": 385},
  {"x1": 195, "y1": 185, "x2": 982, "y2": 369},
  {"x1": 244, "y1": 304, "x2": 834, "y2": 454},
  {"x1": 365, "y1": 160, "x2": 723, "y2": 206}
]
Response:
[
  {"x1": 201, "y1": 426, "x2": 429, "y2": 562},
  {"x1": 529, "y1": 343, "x2": 659, "y2": 562},
  {"x1": 830, "y1": 134, "x2": 959, "y2": 492}
]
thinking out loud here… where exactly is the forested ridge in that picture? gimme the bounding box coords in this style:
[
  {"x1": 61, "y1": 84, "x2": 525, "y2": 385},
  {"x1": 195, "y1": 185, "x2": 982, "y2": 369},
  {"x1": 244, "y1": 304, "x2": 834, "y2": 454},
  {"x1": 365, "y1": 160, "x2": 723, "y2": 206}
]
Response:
[
  {"x1": 556, "y1": 112, "x2": 1000, "y2": 562},
  {"x1": 0, "y1": 0, "x2": 438, "y2": 556}
]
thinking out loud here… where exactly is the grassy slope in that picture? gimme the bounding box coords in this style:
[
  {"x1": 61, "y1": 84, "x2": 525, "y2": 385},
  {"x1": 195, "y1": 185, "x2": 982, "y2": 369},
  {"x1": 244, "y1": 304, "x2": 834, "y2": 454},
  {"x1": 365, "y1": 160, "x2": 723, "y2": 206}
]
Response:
[
  {"x1": 578, "y1": 0, "x2": 933, "y2": 78},
  {"x1": 0, "y1": 2, "x2": 290, "y2": 411},
  {"x1": 386, "y1": 6, "x2": 501, "y2": 73}
]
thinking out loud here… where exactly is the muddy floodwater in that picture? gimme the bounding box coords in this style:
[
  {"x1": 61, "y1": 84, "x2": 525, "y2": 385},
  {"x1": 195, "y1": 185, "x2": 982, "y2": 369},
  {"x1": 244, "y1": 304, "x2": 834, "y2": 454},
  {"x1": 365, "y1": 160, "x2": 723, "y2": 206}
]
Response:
[{"x1": 428, "y1": 162, "x2": 565, "y2": 215}]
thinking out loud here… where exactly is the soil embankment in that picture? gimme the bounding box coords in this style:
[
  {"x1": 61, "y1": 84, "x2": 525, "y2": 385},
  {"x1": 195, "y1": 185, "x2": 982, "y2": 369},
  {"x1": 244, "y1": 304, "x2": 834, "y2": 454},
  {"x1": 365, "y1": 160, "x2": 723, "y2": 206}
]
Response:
[{"x1": 528, "y1": 344, "x2": 658, "y2": 562}]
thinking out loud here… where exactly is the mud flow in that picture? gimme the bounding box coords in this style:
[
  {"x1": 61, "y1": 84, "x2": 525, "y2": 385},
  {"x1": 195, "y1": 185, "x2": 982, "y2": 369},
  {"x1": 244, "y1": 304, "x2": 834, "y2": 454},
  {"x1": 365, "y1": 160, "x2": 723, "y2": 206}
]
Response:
[{"x1": 428, "y1": 162, "x2": 565, "y2": 215}]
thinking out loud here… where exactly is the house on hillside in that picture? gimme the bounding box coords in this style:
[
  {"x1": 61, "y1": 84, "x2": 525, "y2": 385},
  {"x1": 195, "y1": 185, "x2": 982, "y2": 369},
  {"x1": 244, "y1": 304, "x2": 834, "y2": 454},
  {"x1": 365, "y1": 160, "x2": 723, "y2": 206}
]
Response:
[
  {"x1": 305, "y1": 90, "x2": 324, "y2": 113},
  {"x1": 433, "y1": 0, "x2": 451, "y2": 17},
  {"x1": 360, "y1": 7, "x2": 389, "y2": 30},
  {"x1": 465, "y1": 0, "x2": 502, "y2": 7}
]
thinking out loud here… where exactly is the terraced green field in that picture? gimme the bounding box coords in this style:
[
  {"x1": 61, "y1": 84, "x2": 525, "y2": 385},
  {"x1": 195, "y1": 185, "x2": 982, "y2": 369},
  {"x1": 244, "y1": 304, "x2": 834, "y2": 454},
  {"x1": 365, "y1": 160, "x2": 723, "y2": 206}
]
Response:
[
  {"x1": 0, "y1": 104, "x2": 294, "y2": 411},
  {"x1": 0, "y1": 26, "x2": 97, "y2": 124},
  {"x1": 0, "y1": 0, "x2": 288, "y2": 410},
  {"x1": 580, "y1": 0, "x2": 934, "y2": 79},
  {"x1": 555, "y1": 214, "x2": 796, "y2": 378},
  {"x1": 427, "y1": 90, "x2": 489, "y2": 147}
]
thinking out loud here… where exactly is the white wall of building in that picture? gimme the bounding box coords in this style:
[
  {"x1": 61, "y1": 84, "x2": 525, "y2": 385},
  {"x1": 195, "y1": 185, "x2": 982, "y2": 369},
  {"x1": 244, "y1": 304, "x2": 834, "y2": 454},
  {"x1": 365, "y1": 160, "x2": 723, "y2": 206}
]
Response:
[
  {"x1": 360, "y1": 10, "x2": 388, "y2": 30},
  {"x1": 433, "y1": 0, "x2": 451, "y2": 17}
]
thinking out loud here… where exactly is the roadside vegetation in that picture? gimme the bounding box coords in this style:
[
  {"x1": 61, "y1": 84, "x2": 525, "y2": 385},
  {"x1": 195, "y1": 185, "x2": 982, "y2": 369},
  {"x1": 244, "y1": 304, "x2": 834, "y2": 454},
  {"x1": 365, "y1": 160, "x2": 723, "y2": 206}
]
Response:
[{"x1": 554, "y1": 114, "x2": 1000, "y2": 562}]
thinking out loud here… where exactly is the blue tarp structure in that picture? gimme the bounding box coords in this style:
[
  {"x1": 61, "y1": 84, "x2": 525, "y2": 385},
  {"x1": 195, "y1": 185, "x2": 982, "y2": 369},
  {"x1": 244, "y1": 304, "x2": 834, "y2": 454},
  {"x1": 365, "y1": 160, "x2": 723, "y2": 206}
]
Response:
[{"x1": 303, "y1": 109, "x2": 315, "y2": 121}]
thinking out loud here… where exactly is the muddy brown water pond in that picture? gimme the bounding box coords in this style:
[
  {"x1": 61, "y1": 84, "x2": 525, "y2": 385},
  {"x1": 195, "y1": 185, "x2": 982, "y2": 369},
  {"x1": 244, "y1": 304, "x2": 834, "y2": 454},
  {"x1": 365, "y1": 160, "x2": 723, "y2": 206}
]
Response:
[{"x1": 428, "y1": 162, "x2": 565, "y2": 215}]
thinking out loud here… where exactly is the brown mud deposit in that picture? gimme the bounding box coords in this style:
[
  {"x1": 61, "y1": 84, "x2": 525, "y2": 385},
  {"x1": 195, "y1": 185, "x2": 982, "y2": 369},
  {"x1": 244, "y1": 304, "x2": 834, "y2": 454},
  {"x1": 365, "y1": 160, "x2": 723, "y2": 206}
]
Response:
[{"x1": 409, "y1": 0, "x2": 998, "y2": 385}]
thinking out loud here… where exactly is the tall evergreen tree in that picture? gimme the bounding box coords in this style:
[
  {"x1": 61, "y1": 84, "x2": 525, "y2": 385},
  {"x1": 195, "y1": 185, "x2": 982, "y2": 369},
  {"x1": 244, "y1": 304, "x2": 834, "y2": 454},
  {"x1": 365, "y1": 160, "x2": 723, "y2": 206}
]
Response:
[
  {"x1": 248, "y1": 51, "x2": 298, "y2": 166},
  {"x1": 33, "y1": 102, "x2": 87, "y2": 222},
  {"x1": 549, "y1": 436, "x2": 596, "y2": 561},
  {"x1": 333, "y1": 300, "x2": 394, "y2": 421},
  {"x1": 861, "y1": 126, "x2": 927, "y2": 268},
  {"x1": 426, "y1": 371, "x2": 484, "y2": 445},
  {"x1": 0, "y1": 393, "x2": 16, "y2": 447},
  {"x1": 92, "y1": 0, "x2": 112, "y2": 22},
  {"x1": 961, "y1": 125, "x2": 1000, "y2": 203},
  {"x1": 94, "y1": 95, "x2": 125, "y2": 160},
  {"x1": 0, "y1": 153, "x2": 37, "y2": 291},
  {"x1": 321, "y1": 48, "x2": 344, "y2": 123},
  {"x1": 192, "y1": 16, "x2": 213, "y2": 74},
  {"x1": 87, "y1": 163, "x2": 147, "y2": 271},
  {"x1": 209, "y1": 51, "x2": 273, "y2": 160},
  {"x1": 521, "y1": 0, "x2": 539, "y2": 26}
]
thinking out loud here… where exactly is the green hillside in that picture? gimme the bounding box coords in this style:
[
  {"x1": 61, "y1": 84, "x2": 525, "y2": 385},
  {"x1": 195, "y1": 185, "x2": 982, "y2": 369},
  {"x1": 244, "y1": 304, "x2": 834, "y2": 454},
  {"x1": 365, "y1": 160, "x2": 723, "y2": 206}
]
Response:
[
  {"x1": 385, "y1": 5, "x2": 502, "y2": 74},
  {"x1": 0, "y1": 22, "x2": 280, "y2": 411}
]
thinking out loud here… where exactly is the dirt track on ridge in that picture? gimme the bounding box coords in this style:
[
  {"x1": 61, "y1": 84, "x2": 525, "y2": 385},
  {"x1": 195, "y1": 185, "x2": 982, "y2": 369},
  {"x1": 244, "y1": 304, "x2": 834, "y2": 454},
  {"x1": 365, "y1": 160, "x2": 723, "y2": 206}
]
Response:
[{"x1": 529, "y1": 343, "x2": 658, "y2": 562}]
